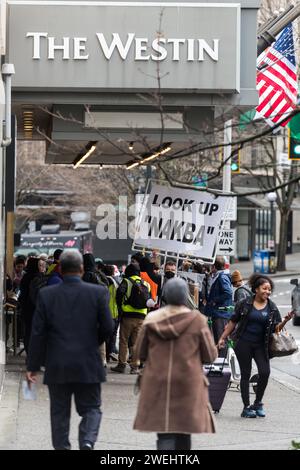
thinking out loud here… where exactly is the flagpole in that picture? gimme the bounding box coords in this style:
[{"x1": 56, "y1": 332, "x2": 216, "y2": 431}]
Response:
[{"x1": 257, "y1": 3, "x2": 300, "y2": 56}]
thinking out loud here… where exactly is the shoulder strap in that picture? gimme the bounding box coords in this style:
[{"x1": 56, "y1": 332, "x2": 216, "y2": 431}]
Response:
[
  {"x1": 123, "y1": 277, "x2": 135, "y2": 303},
  {"x1": 107, "y1": 276, "x2": 118, "y2": 289},
  {"x1": 236, "y1": 285, "x2": 248, "y2": 295}
]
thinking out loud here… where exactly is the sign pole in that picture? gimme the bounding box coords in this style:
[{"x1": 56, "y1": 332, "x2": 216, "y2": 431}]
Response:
[
  {"x1": 223, "y1": 120, "x2": 232, "y2": 193},
  {"x1": 222, "y1": 120, "x2": 232, "y2": 260},
  {"x1": 176, "y1": 251, "x2": 180, "y2": 273}
]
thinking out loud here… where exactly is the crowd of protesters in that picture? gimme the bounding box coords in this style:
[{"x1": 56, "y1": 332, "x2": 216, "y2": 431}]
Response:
[{"x1": 4, "y1": 248, "x2": 295, "y2": 450}]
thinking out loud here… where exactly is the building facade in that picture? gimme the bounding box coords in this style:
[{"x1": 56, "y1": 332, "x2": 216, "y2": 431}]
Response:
[{"x1": 0, "y1": 0, "x2": 261, "y2": 377}]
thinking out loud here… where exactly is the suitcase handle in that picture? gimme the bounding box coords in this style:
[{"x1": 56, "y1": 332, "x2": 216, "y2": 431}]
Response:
[
  {"x1": 206, "y1": 369, "x2": 224, "y2": 377},
  {"x1": 206, "y1": 316, "x2": 230, "y2": 373},
  {"x1": 207, "y1": 346, "x2": 229, "y2": 374}
]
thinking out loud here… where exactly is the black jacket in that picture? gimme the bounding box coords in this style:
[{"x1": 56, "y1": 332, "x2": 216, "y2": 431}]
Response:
[
  {"x1": 83, "y1": 253, "x2": 109, "y2": 286},
  {"x1": 230, "y1": 297, "x2": 282, "y2": 357},
  {"x1": 27, "y1": 276, "x2": 113, "y2": 384}
]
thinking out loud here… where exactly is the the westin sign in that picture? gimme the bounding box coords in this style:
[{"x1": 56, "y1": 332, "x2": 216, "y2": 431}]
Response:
[
  {"x1": 8, "y1": 2, "x2": 241, "y2": 92},
  {"x1": 27, "y1": 33, "x2": 220, "y2": 63}
]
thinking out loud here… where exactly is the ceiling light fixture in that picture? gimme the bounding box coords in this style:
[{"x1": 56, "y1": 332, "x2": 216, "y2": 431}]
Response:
[
  {"x1": 22, "y1": 108, "x2": 34, "y2": 140},
  {"x1": 126, "y1": 161, "x2": 140, "y2": 170},
  {"x1": 126, "y1": 143, "x2": 172, "y2": 170},
  {"x1": 143, "y1": 145, "x2": 172, "y2": 163},
  {"x1": 73, "y1": 141, "x2": 98, "y2": 169},
  {"x1": 128, "y1": 142, "x2": 134, "y2": 151}
]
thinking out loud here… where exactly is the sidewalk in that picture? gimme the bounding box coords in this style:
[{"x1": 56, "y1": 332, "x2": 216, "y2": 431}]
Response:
[
  {"x1": 231, "y1": 252, "x2": 300, "y2": 280},
  {"x1": 1, "y1": 356, "x2": 299, "y2": 450}
]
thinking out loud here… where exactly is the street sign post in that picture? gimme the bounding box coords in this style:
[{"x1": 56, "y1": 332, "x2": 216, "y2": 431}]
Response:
[
  {"x1": 223, "y1": 197, "x2": 237, "y2": 221},
  {"x1": 217, "y1": 228, "x2": 236, "y2": 256}
]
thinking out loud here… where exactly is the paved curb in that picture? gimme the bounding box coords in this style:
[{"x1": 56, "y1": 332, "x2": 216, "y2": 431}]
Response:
[
  {"x1": 244, "y1": 271, "x2": 300, "y2": 281},
  {"x1": 271, "y1": 371, "x2": 300, "y2": 394}
]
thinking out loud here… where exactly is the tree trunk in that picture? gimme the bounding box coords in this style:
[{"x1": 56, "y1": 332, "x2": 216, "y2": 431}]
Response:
[{"x1": 277, "y1": 210, "x2": 289, "y2": 271}]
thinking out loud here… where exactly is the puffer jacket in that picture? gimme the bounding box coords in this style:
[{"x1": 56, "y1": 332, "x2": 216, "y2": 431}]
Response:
[{"x1": 204, "y1": 272, "x2": 233, "y2": 319}]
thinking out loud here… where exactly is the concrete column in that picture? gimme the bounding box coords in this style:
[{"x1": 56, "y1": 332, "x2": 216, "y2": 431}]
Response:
[
  {"x1": 0, "y1": 0, "x2": 7, "y2": 384},
  {"x1": 0, "y1": 74, "x2": 5, "y2": 386}
]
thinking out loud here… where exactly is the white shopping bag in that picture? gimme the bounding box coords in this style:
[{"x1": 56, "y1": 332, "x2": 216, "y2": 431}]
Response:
[{"x1": 22, "y1": 380, "x2": 37, "y2": 400}]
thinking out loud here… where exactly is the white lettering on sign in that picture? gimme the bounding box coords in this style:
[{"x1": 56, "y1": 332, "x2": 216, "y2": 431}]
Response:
[
  {"x1": 48, "y1": 36, "x2": 70, "y2": 60},
  {"x1": 26, "y1": 32, "x2": 48, "y2": 59},
  {"x1": 167, "y1": 38, "x2": 185, "y2": 61},
  {"x1": 198, "y1": 39, "x2": 219, "y2": 61},
  {"x1": 96, "y1": 32, "x2": 135, "y2": 60},
  {"x1": 26, "y1": 32, "x2": 220, "y2": 62},
  {"x1": 151, "y1": 38, "x2": 168, "y2": 61},
  {"x1": 74, "y1": 38, "x2": 89, "y2": 60},
  {"x1": 134, "y1": 37, "x2": 150, "y2": 61},
  {"x1": 26, "y1": 32, "x2": 90, "y2": 60}
]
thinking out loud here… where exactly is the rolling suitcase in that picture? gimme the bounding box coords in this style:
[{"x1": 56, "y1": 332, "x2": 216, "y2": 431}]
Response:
[{"x1": 204, "y1": 357, "x2": 231, "y2": 413}]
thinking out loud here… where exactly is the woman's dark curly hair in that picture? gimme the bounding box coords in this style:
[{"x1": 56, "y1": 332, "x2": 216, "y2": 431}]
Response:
[{"x1": 248, "y1": 273, "x2": 274, "y2": 293}]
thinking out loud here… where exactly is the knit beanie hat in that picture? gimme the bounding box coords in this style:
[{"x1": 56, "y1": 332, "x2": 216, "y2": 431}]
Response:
[{"x1": 231, "y1": 270, "x2": 243, "y2": 284}]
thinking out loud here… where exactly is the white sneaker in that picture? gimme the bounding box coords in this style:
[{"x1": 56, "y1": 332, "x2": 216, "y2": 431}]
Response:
[{"x1": 109, "y1": 352, "x2": 118, "y2": 362}]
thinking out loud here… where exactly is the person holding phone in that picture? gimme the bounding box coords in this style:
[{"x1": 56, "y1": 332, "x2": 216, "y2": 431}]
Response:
[{"x1": 218, "y1": 274, "x2": 294, "y2": 419}]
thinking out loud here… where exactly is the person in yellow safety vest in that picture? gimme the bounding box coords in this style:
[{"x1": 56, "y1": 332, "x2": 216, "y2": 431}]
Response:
[
  {"x1": 111, "y1": 263, "x2": 151, "y2": 375},
  {"x1": 102, "y1": 264, "x2": 121, "y2": 363}
]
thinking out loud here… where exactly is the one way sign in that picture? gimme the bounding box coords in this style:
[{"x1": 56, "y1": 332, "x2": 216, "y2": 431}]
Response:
[{"x1": 217, "y1": 229, "x2": 236, "y2": 256}]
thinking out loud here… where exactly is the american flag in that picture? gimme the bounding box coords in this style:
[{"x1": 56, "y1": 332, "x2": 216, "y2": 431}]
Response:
[{"x1": 256, "y1": 23, "x2": 298, "y2": 127}]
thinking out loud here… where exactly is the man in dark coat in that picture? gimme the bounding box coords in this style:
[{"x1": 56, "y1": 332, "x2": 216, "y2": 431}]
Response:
[{"x1": 26, "y1": 249, "x2": 113, "y2": 451}]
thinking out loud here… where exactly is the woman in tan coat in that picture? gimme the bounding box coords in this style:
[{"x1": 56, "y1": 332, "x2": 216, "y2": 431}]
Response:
[{"x1": 134, "y1": 277, "x2": 218, "y2": 450}]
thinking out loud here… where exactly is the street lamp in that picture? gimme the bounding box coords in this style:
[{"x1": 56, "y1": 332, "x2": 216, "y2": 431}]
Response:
[{"x1": 266, "y1": 192, "x2": 277, "y2": 251}]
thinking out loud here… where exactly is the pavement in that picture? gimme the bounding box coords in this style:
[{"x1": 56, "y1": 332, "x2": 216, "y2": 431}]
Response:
[
  {"x1": 231, "y1": 252, "x2": 300, "y2": 280},
  {"x1": 0, "y1": 352, "x2": 300, "y2": 451}
]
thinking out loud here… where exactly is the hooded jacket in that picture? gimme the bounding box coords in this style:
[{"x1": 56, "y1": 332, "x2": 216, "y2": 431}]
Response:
[
  {"x1": 83, "y1": 253, "x2": 108, "y2": 287},
  {"x1": 133, "y1": 305, "x2": 217, "y2": 434}
]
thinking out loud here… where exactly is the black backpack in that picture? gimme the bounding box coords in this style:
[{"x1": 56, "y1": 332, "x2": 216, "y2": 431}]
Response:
[{"x1": 124, "y1": 277, "x2": 150, "y2": 310}]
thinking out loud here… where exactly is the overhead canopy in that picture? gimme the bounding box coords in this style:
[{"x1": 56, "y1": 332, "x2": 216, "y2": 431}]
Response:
[{"x1": 8, "y1": 0, "x2": 261, "y2": 166}]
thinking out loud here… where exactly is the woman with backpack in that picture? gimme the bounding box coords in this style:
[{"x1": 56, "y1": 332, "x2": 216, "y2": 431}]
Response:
[{"x1": 231, "y1": 270, "x2": 252, "y2": 304}]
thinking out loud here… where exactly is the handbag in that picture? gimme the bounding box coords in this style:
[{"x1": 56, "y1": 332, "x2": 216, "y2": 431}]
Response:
[{"x1": 269, "y1": 327, "x2": 298, "y2": 358}]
